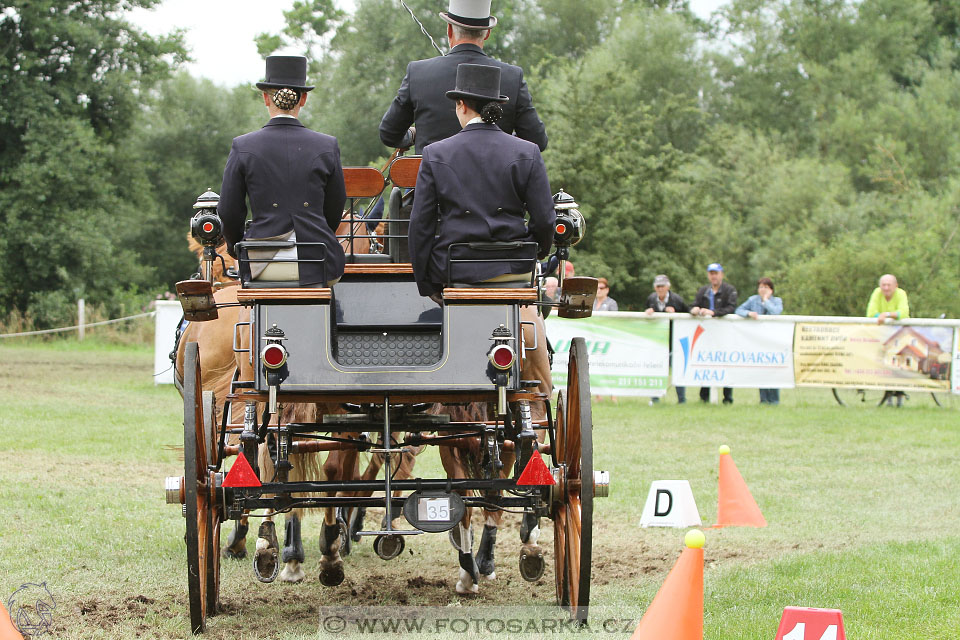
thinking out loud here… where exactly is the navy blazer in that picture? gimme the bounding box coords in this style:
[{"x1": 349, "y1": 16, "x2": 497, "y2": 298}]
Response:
[
  {"x1": 379, "y1": 43, "x2": 548, "y2": 153},
  {"x1": 408, "y1": 123, "x2": 555, "y2": 296},
  {"x1": 218, "y1": 117, "x2": 347, "y2": 285}
]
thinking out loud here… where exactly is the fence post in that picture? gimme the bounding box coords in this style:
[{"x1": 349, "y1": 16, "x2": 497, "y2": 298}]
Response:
[{"x1": 77, "y1": 298, "x2": 85, "y2": 341}]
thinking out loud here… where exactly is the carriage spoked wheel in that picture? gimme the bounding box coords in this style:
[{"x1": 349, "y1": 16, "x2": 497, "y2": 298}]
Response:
[
  {"x1": 183, "y1": 342, "x2": 222, "y2": 634},
  {"x1": 551, "y1": 337, "x2": 593, "y2": 623}
]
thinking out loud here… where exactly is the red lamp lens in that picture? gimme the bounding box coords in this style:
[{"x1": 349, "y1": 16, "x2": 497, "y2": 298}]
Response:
[
  {"x1": 202, "y1": 221, "x2": 214, "y2": 233},
  {"x1": 492, "y1": 346, "x2": 514, "y2": 368},
  {"x1": 556, "y1": 223, "x2": 567, "y2": 235},
  {"x1": 263, "y1": 345, "x2": 286, "y2": 367}
]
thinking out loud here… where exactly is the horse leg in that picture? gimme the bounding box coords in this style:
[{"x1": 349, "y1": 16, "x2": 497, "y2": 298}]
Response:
[
  {"x1": 222, "y1": 513, "x2": 249, "y2": 559},
  {"x1": 440, "y1": 444, "x2": 480, "y2": 594},
  {"x1": 318, "y1": 442, "x2": 358, "y2": 587},
  {"x1": 475, "y1": 509, "x2": 499, "y2": 580},
  {"x1": 253, "y1": 516, "x2": 280, "y2": 583},
  {"x1": 278, "y1": 513, "x2": 305, "y2": 583}
]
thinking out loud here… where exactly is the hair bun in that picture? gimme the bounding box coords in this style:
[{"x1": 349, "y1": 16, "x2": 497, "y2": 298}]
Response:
[
  {"x1": 480, "y1": 101, "x2": 503, "y2": 124},
  {"x1": 272, "y1": 87, "x2": 299, "y2": 110}
]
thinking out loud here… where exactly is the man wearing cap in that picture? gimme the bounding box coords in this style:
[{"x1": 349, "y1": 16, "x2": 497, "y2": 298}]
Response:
[
  {"x1": 219, "y1": 55, "x2": 347, "y2": 287},
  {"x1": 379, "y1": 0, "x2": 547, "y2": 154},
  {"x1": 690, "y1": 263, "x2": 738, "y2": 404},
  {"x1": 644, "y1": 275, "x2": 688, "y2": 404}
]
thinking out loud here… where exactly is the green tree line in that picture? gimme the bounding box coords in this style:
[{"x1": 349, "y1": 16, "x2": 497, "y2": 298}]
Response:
[{"x1": 3, "y1": 0, "x2": 960, "y2": 327}]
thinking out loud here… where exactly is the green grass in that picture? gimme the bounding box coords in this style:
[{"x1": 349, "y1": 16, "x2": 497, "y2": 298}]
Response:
[{"x1": 1, "y1": 340, "x2": 958, "y2": 638}]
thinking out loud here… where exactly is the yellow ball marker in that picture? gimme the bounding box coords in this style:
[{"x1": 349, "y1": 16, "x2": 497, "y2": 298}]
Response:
[
  {"x1": 718, "y1": 445, "x2": 730, "y2": 456},
  {"x1": 684, "y1": 529, "x2": 705, "y2": 549}
]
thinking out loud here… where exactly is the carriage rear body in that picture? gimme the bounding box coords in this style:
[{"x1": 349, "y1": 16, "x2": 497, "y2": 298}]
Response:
[{"x1": 168, "y1": 157, "x2": 605, "y2": 634}]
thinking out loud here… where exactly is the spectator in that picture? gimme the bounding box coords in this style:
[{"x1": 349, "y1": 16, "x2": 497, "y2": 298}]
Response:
[
  {"x1": 644, "y1": 274, "x2": 688, "y2": 404},
  {"x1": 564, "y1": 260, "x2": 575, "y2": 278},
  {"x1": 544, "y1": 276, "x2": 559, "y2": 302},
  {"x1": 867, "y1": 274, "x2": 909, "y2": 324},
  {"x1": 690, "y1": 263, "x2": 738, "y2": 404},
  {"x1": 866, "y1": 274, "x2": 910, "y2": 406},
  {"x1": 594, "y1": 277, "x2": 618, "y2": 311},
  {"x1": 736, "y1": 277, "x2": 783, "y2": 405}
]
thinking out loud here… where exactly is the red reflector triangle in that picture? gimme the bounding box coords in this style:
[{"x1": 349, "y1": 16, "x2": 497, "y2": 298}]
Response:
[
  {"x1": 517, "y1": 449, "x2": 555, "y2": 486},
  {"x1": 223, "y1": 453, "x2": 261, "y2": 488}
]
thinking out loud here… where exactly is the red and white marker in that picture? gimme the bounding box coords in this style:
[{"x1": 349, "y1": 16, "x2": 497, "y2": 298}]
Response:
[{"x1": 775, "y1": 607, "x2": 846, "y2": 640}]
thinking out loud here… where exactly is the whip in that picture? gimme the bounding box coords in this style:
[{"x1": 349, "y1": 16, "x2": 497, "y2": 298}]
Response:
[{"x1": 400, "y1": 0, "x2": 445, "y2": 56}]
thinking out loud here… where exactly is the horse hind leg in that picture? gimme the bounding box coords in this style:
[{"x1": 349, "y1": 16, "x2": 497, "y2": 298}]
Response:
[
  {"x1": 475, "y1": 510, "x2": 499, "y2": 581},
  {"x1": 518, "y1": 511, "x2": 545, "y2": 582},
  {"x1": 222, "y1": 514, "x2": 249, "y2": 559},
  {"x1": 253, "y1": 518, "x2": 280, "y2": 583},
  {"x1": 449, "y1": 513, "x2": 480, "y2": 595},
  {"x1": 279, "y1": 513, "x2": 306, "y2": 583},
  {"x1": 318, "y1": 514, "x2": 345, "y2": 586}
]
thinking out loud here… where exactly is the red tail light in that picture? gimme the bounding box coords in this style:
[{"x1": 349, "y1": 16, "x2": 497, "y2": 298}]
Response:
[
  {"x1": 489, "y1": 344, "x2": 515, "y2": 370},
  {"x1": 555, "y1": 222, "x2": 567, "y2": 235},
  {"x1": 262, "y1": 344, "x2": 287, "y2": 369}
]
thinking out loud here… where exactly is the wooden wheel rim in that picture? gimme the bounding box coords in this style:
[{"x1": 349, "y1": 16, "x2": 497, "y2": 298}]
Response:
[
  {"x1": 552, "y1": 338, "x2": 593, "y2": 621},
  {"x1": 184, "y1": 342, "x2": 218, "y2": 633}
]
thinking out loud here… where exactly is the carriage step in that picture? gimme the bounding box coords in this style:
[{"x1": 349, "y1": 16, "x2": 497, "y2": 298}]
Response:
[{"x1": 355, "y1": 529, "x2": 423, "y2": 536}]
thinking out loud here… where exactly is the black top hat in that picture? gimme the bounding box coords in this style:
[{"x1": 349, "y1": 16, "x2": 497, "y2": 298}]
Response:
[
  {"x1": 440, "y1": 0, "x2": 497, "y2": 29},
  {"x1": 255, "y1": 55, "x2": 314, "y2": 92},
  {"x1": 445, "y1": 64, "x2": 509, "y2": 103}
]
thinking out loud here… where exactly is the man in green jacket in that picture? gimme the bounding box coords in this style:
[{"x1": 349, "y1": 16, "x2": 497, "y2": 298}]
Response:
[{"x1": 867, "y1": 274, "x2": 909, "y2": 324}]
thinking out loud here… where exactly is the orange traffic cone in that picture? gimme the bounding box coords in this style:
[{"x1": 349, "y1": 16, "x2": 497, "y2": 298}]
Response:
[
  {"x1": 713, "y1": 445, "x2": 766, "y2": 528},
  {"x1": 0, "y1": 601, "x2": 23, "y2": 640},
  {"x1": 630, "y1": 530, "x2": 704, "y2": 640}
]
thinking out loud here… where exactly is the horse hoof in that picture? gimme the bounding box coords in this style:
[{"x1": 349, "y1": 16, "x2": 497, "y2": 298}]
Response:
[
  {"x1": 254, "y1": 542, "x2": 280, "y2": 583},
  {"x1": 519, "y1": 546, "x2": 545, "y2": 582},
  {"x1": 374, "y1": 534, "x2": 405, "y2": 560},
  {"x1": 455, "y1": 579, "x2": 479, "y2": 595},
  {"x1": 279, "y1": 562, "x2": 306, "y2": 584},
  {"x1": 222, "y1": 545, "x2": 247, "y2": 560},
  {"x1": 481, "y1": 571, "x2": 496, "y2": 581},
  {"x1": 319, "y1": 564, "x2": 345, "y2": 587}
]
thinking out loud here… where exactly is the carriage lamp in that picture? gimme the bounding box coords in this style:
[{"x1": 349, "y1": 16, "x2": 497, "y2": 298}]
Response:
[
  {"x1": 262, "y1": 325, "x2": 289, "y2": 414},
  {"x1": 552, "y1": 189, "x2": 585, "y2": 247},
  {"x1": 190, "y1": 188, "x2": 223, "y2": 245}
]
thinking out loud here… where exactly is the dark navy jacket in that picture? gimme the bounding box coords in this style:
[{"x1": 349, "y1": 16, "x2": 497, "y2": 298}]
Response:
[
  {"x1": 379, "y1": 43, "x2": 548, "y2": 154},
  {"x1": 218, "y1": 117, "x2": 347, "y2": 285},
  {"x1": 408, "y1": 123, "x2": 555, "y2": 297}
]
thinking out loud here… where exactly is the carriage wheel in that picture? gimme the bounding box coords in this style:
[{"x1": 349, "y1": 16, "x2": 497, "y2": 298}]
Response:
[
  {"x1": 183, "y1": 342, "x2": 221, "y2": 634},
  {"x1": 552, "y1": 337, "x2": 593, "y2": 622}
]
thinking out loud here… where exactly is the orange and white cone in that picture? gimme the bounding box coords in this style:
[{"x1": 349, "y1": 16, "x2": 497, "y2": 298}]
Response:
[
  {"x1": 713, "y1": 445, "x2": 766, "y2": 528},
  {"x1": 630, "y1": 529, "x2": 704, "y2": 640},
  {"x1": 0, "y1": 601, "x2": 23, "y2": 640}
]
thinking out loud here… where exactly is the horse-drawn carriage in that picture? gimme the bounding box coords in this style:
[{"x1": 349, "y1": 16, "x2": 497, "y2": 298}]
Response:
[{"x1": 165, "y1": 155, "x2": 608, "y2": 634}]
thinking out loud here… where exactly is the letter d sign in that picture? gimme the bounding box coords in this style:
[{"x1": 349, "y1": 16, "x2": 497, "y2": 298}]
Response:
[
  {"x1": 640, "y1": 480, "x2": 701, "y2": 528},
  {"x1": 654, "y1": 489, "x2": 673, "y2": 516}
]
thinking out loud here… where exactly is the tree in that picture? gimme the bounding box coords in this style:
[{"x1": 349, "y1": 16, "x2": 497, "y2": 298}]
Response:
[{"x1": 0, "y1": 1, "x2": 185, "y2": 322}]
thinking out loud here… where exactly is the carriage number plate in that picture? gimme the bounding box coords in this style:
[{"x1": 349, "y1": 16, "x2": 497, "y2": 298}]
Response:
[{"x1": 418, "y1": 497, "x2": 451, "y2": 521}]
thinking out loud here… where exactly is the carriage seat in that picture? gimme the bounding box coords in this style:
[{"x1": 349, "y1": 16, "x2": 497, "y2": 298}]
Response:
[
  {"x1": 444, "y1": 241, "x2": 538, "y2": 289},
  {"x1": 235, "y1": 240, "x2": 330, "y2": 289}
]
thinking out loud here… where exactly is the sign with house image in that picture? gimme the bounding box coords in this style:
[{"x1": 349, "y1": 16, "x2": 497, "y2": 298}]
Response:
[{"x1": 795, "y1": 323, "x2": 953, "y2": 391}]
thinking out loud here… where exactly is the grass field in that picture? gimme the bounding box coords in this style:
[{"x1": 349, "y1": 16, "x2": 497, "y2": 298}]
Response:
[{"x1": 2, "y1": 339, "x2": 959, "y2": 639}]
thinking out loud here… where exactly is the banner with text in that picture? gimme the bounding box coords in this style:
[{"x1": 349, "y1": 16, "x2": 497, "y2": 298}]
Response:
[
  {"x1": 794, "y1": 323, "x2": 954, "y2": 392},
  {"x1": 953, "y1": 328, "x2": 960, "y2": 395},
  {"x1": 545, "y1": 315, "x2": 670, "y2": 397},
  {"x1": 671, "y1": 319, "x2": 795, "y2": 388}
]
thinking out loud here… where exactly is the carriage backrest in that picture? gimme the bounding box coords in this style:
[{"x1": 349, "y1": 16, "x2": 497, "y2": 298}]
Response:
[
  {"x1": 389, "y1": 157, "x2": 421, "y2": 189},
  {"x1": 342, "y1": 167, "x2": 386, "y2": 198}
]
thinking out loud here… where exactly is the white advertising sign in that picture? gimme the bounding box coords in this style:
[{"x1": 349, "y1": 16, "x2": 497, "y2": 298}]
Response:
[
  {"x1": 953, "y1": 328, "x2": 960, "y2": 395},
  {"x1": 671, "y1": 318, "x2": 795, "y2": 388},
  {"x1": 546, "y1": 313, "x2": 670, "y2": 397}
]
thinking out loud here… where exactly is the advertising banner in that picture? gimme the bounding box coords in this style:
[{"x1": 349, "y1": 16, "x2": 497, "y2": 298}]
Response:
[
  {"x1": 545, "y1": 314, "x2": 670, "y2": 397},
  {"x1": 671, "y1": 319, "x2": 795, "y2": 388},
  {"x1": 954, "y1": 328, "x2": 960, "y2": 395},
  {"x1": 794, "y1": 323, "x2": 953, "y2": 392}
]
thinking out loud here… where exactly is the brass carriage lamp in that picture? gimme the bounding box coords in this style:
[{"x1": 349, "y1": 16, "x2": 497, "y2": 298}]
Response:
[{"x1": 551, "y1": 189, "x2": 585, "y2": 289}]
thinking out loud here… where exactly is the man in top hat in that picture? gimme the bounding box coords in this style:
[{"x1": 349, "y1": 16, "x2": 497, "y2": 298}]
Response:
[
  {"x1": 218, "y1": 55, "x2": 347, "y2": 287},
  {"x1": 379, "y1": 0, "x2": 548, "y2": 154}
]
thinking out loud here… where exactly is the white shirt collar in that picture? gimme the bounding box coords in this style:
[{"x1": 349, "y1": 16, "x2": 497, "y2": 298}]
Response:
[
  {"x1": 466, "y1": 116, "x2": 484, "y2": 125},
  {"x1": 272, "y1": 114, "x2": 297, "y2": 119}
]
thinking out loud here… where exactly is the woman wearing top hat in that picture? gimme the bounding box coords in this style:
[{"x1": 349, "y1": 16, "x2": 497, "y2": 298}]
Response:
[
  {"x1": 218, "y1": 55, "x2": 347, "y2": 287},
  {"x1": 407, "y1": 63, "x2": 555, "y2": 299}
]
